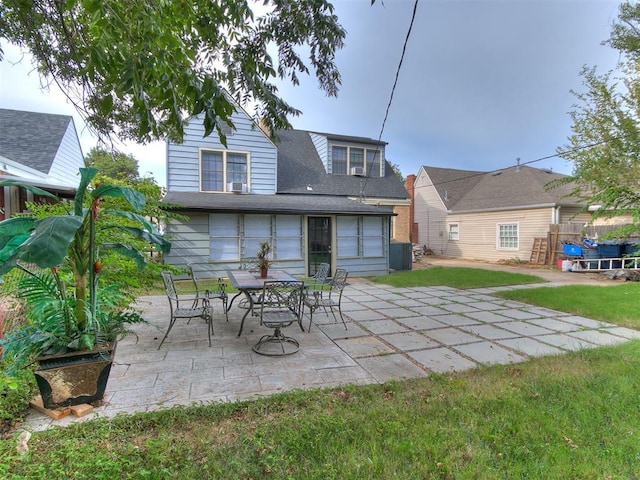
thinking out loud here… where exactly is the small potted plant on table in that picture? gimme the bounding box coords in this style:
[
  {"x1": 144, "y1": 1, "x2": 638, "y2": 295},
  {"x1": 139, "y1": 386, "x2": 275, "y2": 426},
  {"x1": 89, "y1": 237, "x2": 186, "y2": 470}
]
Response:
[
  {"x1": 256, "y1": 241, "x2": 273, "y2": 279},
  {"x1": 0, "y1": 167, "x2": 171, "y2": 408}
]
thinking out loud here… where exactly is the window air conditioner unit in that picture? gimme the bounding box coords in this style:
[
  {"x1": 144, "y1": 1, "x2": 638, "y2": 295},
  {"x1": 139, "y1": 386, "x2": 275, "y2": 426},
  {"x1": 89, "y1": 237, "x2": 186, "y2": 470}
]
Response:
[
  {"x1": 350, "y1": 166, "x2": 365, "y2": 176},
  {"x1": 227, "y1": 182, "x2": 246, "y2": 193}
]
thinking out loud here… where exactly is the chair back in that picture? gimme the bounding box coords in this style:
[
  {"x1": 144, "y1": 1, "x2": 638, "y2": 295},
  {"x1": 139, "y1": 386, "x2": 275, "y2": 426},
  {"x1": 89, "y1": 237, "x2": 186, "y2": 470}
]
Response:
[
  {"x1": 310, "y1": 262, "x2": 330, "y2": 290},
  {"x1": 328, "y1": 268, "x2": 349, "y2": 299},
  {"x1": 260, "y1": 281, "x2": 305, "y2": 319},
  {"x1": 187, "y1": 264, "x2": 202, "y2": 297},
  {"x1": 239, "y1": 257, "x2": 258, "y2": 271},
  {"x1": 161, "y1": 271, "x2": 180, "y2": 315}
]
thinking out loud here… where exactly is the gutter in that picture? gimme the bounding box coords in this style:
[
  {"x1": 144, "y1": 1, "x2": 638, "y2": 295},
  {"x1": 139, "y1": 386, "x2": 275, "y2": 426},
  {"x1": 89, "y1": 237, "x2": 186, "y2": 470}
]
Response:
[{"x1": 449, "y1": 203, "x2": 585, "y2": 215}]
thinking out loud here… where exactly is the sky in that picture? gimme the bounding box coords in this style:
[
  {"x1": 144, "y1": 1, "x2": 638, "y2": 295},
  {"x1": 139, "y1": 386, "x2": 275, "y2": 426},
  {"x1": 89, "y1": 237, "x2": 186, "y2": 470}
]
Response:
[{"x1": 0, "y1": 0, "x2": 623, "y2": 186}]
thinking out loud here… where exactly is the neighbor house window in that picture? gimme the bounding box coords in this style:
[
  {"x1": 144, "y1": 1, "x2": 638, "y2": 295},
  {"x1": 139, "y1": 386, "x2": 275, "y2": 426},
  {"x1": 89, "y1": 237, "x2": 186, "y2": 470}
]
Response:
[
  {"x1": 448, "y1": 223, "x2": 459, "y2": 240},
  {"x1": 200, "y1": 149, "x2": 249, "y2": 192},
  {"x1": 497, "y1": 223, "x2": 518, "y2": 249},
  {"x1": 331, "y1": 145, "x2": 383, "y2": 176}
]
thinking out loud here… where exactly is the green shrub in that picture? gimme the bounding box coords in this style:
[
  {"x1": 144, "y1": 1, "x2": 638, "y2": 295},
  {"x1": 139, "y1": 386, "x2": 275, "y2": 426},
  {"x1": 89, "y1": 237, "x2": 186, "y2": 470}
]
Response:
[{"x1": 0, "y1": 364, "x2": 37, "y2": 438}]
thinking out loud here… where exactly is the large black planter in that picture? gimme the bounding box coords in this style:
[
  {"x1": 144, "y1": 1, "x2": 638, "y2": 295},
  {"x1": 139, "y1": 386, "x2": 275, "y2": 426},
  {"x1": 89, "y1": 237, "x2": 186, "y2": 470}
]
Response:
[{"x1": 34, "y1": 342, "x2": 116, "y2": 409}]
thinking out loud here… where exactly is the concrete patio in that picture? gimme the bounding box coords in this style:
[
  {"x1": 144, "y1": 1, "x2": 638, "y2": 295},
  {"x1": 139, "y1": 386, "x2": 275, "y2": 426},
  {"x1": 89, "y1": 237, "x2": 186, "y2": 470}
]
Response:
[{"x1": 23, "y1": 276, "x2": 640, "y2": 431}]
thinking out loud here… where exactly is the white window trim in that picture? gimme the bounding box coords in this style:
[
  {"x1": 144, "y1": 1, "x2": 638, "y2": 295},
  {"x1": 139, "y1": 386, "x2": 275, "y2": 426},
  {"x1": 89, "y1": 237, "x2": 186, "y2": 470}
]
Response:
[
  {"x1": 448, "y1": 222, "x2": 459, "y2": 241},
  {"x1": 330, "y1": 144, "x2": 382, "y2": 177},
  {"x1": 496, "y1": 222, "x2": 519, "y2": 250},
  {"x1": 199, "y1": 148, "x2": 251, "y2": 193}
]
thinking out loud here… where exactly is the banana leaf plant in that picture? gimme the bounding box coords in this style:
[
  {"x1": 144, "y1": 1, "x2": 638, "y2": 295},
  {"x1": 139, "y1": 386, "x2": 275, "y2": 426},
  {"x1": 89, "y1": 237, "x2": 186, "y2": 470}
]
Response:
[{"x1": 0, "y1": 167, "x2": 171, "y2": 371}]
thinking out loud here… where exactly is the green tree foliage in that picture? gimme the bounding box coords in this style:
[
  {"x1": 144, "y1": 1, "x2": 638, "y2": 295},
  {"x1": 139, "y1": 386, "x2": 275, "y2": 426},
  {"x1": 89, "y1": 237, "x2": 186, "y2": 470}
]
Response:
[
  {"x1": 558, "y1": 1, "x2": 640, "y2": 233},
  {"x1": 86, "y1": 147, "x2": 140, "y2": 181},
  {"x1": 0, "y1": 0, "x2": 346, "y2": 145}
]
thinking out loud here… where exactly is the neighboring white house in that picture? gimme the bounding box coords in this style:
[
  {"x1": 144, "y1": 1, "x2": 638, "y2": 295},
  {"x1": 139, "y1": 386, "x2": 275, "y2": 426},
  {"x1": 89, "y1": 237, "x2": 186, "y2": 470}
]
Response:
[
  {"x1": 411, "y1": 164, "x2": 591, "y2": 262},
  {"x1": 0, "y1": 108, "x2": 85, "y2": 219},
  {"x1": 162, "y1": 104, "x2": 410, "y2": 278}
]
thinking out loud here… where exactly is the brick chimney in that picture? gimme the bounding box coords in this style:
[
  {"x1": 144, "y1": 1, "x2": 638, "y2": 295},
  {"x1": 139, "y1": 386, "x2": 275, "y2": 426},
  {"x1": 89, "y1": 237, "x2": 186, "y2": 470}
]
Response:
[{"x1": 405, "y1": 174, "x2": 418, "y2": 243}]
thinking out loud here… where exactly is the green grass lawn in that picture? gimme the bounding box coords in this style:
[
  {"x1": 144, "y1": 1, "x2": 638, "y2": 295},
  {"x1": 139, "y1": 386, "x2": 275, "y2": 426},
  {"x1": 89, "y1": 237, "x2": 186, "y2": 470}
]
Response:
[
  {"x1": 370, "y1": 266, "x2": 545, "y2": 289},
  {"x1": 2, "y1": 342, "x2": 639, "y2": 479},
  {"x1": 3, "y1": 267, "x2": 640, "y2": 478},
  {"x1": 496, "y1": 282, "x2": 640, "y2": 330}
]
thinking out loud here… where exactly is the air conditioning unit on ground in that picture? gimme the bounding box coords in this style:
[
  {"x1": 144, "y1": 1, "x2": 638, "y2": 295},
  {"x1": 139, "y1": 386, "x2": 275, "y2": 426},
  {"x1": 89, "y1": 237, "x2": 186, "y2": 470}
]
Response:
[
  {"x1": 227, "y1": 182, "x2": 247, "y2": 193},
  {"x1": 350, "y1": 167, "x2": 365, "y2": 176}
]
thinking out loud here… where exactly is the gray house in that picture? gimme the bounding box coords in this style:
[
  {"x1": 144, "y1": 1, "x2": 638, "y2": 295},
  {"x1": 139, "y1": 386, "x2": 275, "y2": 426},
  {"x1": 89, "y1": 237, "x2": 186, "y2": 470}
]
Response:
[
  {"x1": 163, "y1": 107, "x2": 410, "y2": 278},
  {"x1": 0, "y1": 108, "x2": 85, "y2": 220}
]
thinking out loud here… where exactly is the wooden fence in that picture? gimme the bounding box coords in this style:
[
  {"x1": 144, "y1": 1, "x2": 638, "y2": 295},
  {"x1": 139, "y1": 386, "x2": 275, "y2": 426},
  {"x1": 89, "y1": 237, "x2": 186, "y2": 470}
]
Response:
[{"x1": 547, "y1": 223, "x2": 639, "y2": 264}]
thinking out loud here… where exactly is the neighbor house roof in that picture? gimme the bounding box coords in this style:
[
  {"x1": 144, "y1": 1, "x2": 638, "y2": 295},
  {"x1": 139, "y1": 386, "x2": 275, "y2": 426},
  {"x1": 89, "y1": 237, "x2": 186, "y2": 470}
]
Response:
[
  {"x1": 422, "y1": 165, "x2": 582, "y2": 212},
  {"x1": 0, "y1": 108, "x2": 74, "y2": 174},
  {"x1": 163, "y1": 191, "x2": 394, "y2": 216},
  {"x1": 275, "y1": 129, "x2": 408, "y2": 200}
]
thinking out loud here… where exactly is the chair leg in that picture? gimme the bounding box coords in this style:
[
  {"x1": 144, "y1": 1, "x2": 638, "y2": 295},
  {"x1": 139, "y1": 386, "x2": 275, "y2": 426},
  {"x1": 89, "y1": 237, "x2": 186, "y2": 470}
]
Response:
[
  {"x1": 158, "y1": 316, "x2": 177, "y2": 350},
  {"x1": 337, "y1": 305, "x2": 347, "y2": 330}
]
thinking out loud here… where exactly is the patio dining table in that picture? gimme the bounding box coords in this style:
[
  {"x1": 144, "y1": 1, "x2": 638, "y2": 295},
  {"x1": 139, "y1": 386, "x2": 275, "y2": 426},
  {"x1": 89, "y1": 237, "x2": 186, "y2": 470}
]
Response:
[{"x1": 227, "y1": 269, "x2": 301, "y2": 336}]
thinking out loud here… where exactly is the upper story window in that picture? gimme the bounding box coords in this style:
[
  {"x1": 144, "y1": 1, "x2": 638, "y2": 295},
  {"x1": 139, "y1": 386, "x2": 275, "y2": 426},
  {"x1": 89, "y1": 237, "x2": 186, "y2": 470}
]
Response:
[
  {"x1": 200, "y1": 149, "x2": 249, "y2": 193},
  {"x1": 331, "y1": 145, "x2": 382, "y2": 177}
]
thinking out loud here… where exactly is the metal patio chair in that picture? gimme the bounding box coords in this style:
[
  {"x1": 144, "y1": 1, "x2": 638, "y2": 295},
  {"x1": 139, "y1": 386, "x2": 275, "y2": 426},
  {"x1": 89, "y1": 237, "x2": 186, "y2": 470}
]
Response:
[
  {"x1": 252, "y1": 280, "x2": 305, "y2": 356},
  {"x1": 159, "y1": 271, "x2": 212, "y2": 349},
  {"x1": 188, "y1": 264, "x2": 228, "y2": 322},
  {"x1": 303, "y1": 268, "x2": 349, "y2": 331}
]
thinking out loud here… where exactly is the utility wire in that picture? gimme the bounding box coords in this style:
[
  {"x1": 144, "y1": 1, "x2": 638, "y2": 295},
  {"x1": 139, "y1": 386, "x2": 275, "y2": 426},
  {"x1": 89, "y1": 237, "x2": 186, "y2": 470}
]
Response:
[
  {"x1": 420, "y1": 136, "x2": 622, "y2": 190},
  {"x1": 360, "y1": 0, "x2": 419, "y2": 198}
]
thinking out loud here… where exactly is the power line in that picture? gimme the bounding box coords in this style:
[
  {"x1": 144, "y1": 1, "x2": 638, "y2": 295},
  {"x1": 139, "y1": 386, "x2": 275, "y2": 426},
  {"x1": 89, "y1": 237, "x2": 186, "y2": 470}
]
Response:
[
  {"x1": 360, "y1": 0, "x2": 419, "y2": 197},
  {"x1": 420, "y1": 136, "x2": 623, "y2": 190}
]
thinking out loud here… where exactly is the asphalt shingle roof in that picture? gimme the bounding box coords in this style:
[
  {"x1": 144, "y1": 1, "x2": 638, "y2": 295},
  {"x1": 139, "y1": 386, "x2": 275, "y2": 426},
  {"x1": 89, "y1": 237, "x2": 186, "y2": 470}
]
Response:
[
  {"x1": 163, "y1": 191, "x2": 393, "y2": 215},
  {"x1": 275, "y1": 129, "x2": 409, "y2": 199},
  {"x1": 0, "y1": 109, "x2": 73, "y2": 174},
  {"x1": 423, "y1": 165, "x2": 582, "y2": 212}
]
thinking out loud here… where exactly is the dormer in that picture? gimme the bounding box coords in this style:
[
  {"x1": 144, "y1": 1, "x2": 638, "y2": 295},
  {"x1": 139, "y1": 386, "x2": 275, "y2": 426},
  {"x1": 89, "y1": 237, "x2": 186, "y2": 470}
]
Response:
[{"x1": 308, "y1": 132, "x2": 386, "y2": 178}]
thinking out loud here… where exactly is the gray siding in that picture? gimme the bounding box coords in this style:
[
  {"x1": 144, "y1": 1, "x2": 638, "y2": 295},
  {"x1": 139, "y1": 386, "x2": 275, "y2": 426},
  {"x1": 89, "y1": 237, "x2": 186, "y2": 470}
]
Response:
[
  {"x1": 166, "y1": 111, "x2": 277, "y2": 193},
  {"x1": 47, "y1": 121, "x2": 85, "y2": 185},
  {"x1": 309, "y1": 132, "x2": 329, "y2": 171},
  {"x1": 165, "y1": 211, "x2": 390, "y2": 278}
]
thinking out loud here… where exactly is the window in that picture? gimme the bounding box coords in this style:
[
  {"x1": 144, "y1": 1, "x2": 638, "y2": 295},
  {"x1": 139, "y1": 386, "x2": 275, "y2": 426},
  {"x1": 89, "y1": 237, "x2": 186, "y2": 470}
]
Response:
[
  {"x1": 331, "y1": 146, "x2": 348, "y2": 175},
  {"x1": 448, "y1": 223, "x2": 459, "y2": 241},
  {"x1": 337, "y1": 216, "x2": 359, "y2": 257},
  {"x1": 349, "y1": 148, "x2": 364, "y2": 172},
  {"x1": 200, "y1": 149, "x2": 248, "y2": 192},
  {"x1": 210, "y1": 214, "x2": 303, "y2": 262},
  {"x1": 244, "y1": 214, "x2": 271, "y2": 256},
  {"x1": 210, "y1": 214, "x2": 240, "y2": 261},
  {"x1": 331, "y1": 145, "x2": 383, "y2": 176},
  {"x1": 275, "y1": 216, "x2": 302, "y2": 259},
  {"x1": 367, "y1": 150, "x2": 381, "y2": 177},
  {"x1": 362, "y1": 217, "x2": 384, "y2": 257},
  {"x1": 497, "y1": 223, "x2": 518, "y2": 249}
]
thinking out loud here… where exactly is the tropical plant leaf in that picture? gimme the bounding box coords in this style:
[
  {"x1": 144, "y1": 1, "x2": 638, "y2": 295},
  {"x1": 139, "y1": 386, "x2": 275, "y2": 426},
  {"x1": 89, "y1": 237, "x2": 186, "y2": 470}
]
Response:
[
  {"x1": 74, "y1": 167, "x2": 99, "y2": 216},
  {"x1": 101, "y1": 243, "x2": 147, "y2": 269},
  {"x1": 109, "y1": 226, "x2": 172, "y2": 253},
  {"x1": 102, "y1": 209, "x2": 155, "y2": 232},
  {"x1": 0, "y1": 180, "x2": 59, "y2": 200},
  {"x1": 19, "y1": 216, "x2": 84, "y2": 267},
  {"x1": 92, "y1": 184, "x2": 146, "y2": 211}
]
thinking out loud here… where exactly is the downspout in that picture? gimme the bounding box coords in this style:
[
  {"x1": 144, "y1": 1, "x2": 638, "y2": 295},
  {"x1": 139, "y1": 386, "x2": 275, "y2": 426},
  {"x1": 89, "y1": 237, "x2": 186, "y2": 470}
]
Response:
[{"x1": 553, "y1": 206, "x2": 561, "y2": 224}]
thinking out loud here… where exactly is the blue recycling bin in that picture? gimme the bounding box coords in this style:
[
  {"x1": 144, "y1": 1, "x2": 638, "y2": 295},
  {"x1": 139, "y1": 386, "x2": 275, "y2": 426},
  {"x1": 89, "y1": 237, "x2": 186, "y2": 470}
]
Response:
[{"x1": 598, "y1": 241, "x2": 622, "y2": 268}]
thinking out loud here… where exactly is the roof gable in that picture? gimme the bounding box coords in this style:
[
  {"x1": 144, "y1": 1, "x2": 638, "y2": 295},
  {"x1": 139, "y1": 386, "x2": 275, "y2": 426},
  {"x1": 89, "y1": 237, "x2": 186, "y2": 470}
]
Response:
[
  {"x1": 419, "y1": 164, "x2": 583, "y2": 212},
  {"x1": 0, "y1": 108, "x2": 74, "y2": 174},
  {"x1": 451, "y1": 165, "x2": 580, "y2": 211},
  {"x1": 275, "y1": 129, "x2": 408, "y2": 200}
]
